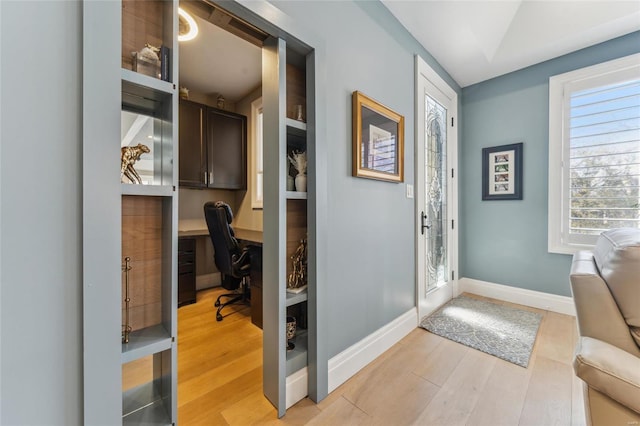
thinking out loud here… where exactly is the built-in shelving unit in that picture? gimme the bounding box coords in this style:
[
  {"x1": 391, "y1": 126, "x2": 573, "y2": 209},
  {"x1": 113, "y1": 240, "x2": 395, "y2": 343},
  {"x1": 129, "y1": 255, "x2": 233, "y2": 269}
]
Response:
[
  {"x1": 119, "y1": 1, "x2": 178, "y2": 424},
  {"x1": 284, "y1": 60, "x2": 309, "y2": 384},
  {"x1": 83, "y1": 1, "x2": 178, "y2": 423}
]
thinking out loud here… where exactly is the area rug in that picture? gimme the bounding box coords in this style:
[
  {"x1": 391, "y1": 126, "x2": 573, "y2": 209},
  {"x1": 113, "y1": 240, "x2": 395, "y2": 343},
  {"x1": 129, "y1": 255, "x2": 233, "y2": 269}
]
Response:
[{"x1": 419, "y1": 295, "x2": 542, "y2": 367}]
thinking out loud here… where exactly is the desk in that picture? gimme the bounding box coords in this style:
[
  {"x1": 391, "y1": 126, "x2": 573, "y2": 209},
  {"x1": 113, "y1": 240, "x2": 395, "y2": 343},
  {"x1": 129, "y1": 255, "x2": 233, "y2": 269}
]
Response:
[
  {"x1": 178, "y1": 218, "x2": 263, "y2": 244},
  {"x1": 178, "y1": 219, "x2": 264, "y2": 328}
]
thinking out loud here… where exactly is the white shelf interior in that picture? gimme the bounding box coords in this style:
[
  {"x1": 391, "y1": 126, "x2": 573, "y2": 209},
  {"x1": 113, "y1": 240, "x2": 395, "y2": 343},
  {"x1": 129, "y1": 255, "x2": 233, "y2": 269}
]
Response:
[
  {"x1": 121, "y1": 184, "x2": 174, "y2": 197},
  {"x1": 121, "y1": 324, "x2": 172, "y2": 364},
  {"x1": 286, "y1": 329, "x2": 308, "y2": 376},
  {"x1": 285, "y1": 191, "x2": 307, "y2": 200},
  {"x1": 121, "y1": 68, "x2": 175, "y2": 96},
  {"x1": 286, "y1": 118, "x2": 307, "y2": 132},
  {"x1": 286, "y1": 288, "x2": 308, "y2": 306}
]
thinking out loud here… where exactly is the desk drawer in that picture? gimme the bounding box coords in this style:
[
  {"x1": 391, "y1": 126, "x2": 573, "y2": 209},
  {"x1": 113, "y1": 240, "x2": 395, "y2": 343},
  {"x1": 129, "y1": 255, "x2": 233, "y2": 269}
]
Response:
[
  {"x1": 178, "y1": 261, "x2": 195, "y2": 275},
  {"x1": 178, "y1": 237, "x2": 197, "y2": 307}
]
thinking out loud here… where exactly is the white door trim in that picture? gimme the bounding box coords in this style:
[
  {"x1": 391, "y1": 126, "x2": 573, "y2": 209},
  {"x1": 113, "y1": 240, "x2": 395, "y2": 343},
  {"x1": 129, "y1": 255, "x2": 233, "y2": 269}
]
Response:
[{"x1": 415, "y1": 55, "x2": 459, "y2": 322}]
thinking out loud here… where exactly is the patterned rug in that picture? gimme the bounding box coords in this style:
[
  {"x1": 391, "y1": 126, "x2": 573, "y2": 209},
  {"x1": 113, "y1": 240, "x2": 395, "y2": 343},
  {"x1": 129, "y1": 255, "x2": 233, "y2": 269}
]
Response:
[{"x1": 419, "y1": 295, "x2": 542, "y2": 367}]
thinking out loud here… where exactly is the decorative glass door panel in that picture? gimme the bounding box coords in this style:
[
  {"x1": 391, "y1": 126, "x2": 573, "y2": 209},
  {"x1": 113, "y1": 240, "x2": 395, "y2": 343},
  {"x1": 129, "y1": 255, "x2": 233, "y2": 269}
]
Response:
[{"x1": 425, "y1": 95, "x2": 448, "y2": 294}]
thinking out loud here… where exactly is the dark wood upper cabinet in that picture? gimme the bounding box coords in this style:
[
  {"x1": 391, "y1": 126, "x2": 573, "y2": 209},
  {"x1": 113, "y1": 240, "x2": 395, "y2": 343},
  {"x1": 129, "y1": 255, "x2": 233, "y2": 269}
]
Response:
[
  {"x1": 179, "y1": 99, "x2": 247, "y2": 189},
  {"x1": 206, "y1": 108, "x2": 246, "y2": 189},
  {"x1": 179, "y1": 100, "x2": 207, "y2": 188}
]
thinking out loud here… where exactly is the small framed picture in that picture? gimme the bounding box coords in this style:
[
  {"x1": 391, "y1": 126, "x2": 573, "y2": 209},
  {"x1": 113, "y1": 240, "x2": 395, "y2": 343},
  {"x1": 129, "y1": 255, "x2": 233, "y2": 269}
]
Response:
[
  {"x1": 352, "y1": 91, "x2": 404, "y2": 183},
  {"x1": 482, "y1": 143, "x2": 523, "y2": 200}
]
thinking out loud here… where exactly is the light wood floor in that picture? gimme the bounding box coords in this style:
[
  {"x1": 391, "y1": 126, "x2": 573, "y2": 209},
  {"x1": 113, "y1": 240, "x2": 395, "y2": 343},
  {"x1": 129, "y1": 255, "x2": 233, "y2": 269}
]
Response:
[{"x1": 178, "y1": 288, "x2": 586, "y2": 425}]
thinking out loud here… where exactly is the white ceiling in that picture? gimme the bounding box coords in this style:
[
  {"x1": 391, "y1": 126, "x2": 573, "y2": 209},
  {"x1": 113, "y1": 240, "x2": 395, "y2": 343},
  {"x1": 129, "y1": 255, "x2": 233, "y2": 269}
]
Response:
[
  {"x1": 180, "y1": 1, "x2": 640, "y2": 94},
  {"x1": 179, "y1": 13, "x2": 261, "y2": 101},
  {"x1": 382, "y1": 0, "x2": 640, "y2": 87}
]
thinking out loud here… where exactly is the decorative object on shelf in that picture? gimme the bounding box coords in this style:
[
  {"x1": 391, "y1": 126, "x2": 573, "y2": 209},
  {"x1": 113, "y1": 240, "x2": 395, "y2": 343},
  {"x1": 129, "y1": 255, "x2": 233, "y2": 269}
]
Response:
[
  {"x1": 217, "y1": 95, "x2": 225, "y2": 109},
  {"x1": 131, "y1": 43, "x2": 161, "y2": 79},
  {"x1": 288, "y1": 150, "x2": 307, "y2": 192},
  {"x1": 352, "y1": 91, "x2": 405, "y2": 183},
  {"x1": 160, "y1": 45, "x2": 170, "y2": 82},
  {"x1": 122, "y1": 256, "x2": 132, "y2": 344},
  {"x1": 287, "y1": 175, "x2": 295, "y2": 191},
  {"x1": 295, "y1": 104, "x2": 304, "y2": 122},
  {"x1": 482, "y1": 142, "x2": 523, "y2": 200},
  {"x1": 121, "y1": 143, "x2": 150, "y2": 184},
  {"x1": 288, "y1": 237, "x2": 307, "y2": 289},
  {"x1": 286, "y1": 316, "x2": 297, "y2": 351},
  {"x1": 179, "y1": 86, "x2": 189, "y2": 100}
]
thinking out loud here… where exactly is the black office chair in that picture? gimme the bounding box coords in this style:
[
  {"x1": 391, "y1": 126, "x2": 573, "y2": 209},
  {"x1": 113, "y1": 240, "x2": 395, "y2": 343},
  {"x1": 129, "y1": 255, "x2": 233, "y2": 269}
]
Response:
[{"x1": 203, "y1": 201, "x2": 251, "y2": 321}]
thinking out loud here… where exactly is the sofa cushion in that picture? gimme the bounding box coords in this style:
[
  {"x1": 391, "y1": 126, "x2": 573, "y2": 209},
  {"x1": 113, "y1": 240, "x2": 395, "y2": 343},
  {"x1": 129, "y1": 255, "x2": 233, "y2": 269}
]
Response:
[
  {"x1": 593, "y1": 228, "x2": 640, "y2": 334},
  {"x1": 574, "y1": 336, "x2": 640, "y2": 415}
]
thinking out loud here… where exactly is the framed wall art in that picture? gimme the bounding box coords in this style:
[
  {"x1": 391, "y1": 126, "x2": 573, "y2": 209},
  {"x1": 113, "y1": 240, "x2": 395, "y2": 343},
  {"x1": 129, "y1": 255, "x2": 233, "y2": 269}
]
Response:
[
  {"x1": 482, "y1": 142, "x2": 523, "y2": 200},
  {"x1": 352, "y1": 91, "x2": 404, "y2": 182}
]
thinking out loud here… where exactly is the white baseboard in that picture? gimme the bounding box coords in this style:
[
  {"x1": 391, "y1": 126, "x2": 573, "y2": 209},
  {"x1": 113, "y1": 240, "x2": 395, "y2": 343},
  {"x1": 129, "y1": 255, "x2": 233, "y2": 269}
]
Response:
[
  {"x1": 458, "y1": 277, "x2": 575, "y2": 316},
  {"x1": 196, "y1": 272, "x2": 220, "y2": 290},
  {"x1": 286, "y1": 367, "x2": 308, "y2": 409},
  {"x1": 327, "y1": 308, "x2": 417, "y2": 393}
]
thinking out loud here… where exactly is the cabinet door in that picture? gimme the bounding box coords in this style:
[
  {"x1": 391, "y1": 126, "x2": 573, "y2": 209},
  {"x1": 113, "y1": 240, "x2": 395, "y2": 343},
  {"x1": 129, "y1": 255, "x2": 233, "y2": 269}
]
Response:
[
  {"x1": 207, "y1": 109, "x2": 247, "y2": 189},
  {"x1": 179, "y1": 100, "x2": 207, "y2": 187}
]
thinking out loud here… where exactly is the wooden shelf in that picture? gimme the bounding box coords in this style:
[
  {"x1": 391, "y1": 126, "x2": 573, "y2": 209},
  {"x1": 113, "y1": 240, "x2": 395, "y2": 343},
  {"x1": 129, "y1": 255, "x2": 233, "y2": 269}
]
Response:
[
  {"x1": 121, "y1": 324, "x2": 172, "y2": 364},
  {"x1": 286, "y1": 329, "x2": 308, "y2": 376},
  {"x1": 121, "y1": 184, "x2": 174, "y2": 197},
  {"x1": 286, "y1": 191, "x2": 307, "y2": 200}
]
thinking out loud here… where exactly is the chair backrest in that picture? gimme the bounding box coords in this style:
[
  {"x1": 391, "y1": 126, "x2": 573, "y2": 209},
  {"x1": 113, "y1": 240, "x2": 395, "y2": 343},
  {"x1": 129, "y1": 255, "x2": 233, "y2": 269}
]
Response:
[{"x1": 203, "y1": 201, "x2": 242, "y2": 277}]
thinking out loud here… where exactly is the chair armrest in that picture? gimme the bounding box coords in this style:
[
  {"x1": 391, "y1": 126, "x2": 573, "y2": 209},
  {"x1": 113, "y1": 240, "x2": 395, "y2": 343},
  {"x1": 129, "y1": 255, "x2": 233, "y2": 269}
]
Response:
[
  {"x1": 574, "y1": 336, "x2": 640, "y2": 414},
  {"x1": 231, "y1": 248, "x2": 251, "y2": 275}
]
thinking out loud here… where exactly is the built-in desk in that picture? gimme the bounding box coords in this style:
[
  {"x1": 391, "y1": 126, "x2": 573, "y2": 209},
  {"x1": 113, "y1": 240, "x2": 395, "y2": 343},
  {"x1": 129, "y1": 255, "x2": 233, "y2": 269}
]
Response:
[
  {"x1": 178, "y1": 219, "x2": 263, "y2": 328},
  {"x1": 178, "y1": 218, "x2": 263, "y2": 244}
]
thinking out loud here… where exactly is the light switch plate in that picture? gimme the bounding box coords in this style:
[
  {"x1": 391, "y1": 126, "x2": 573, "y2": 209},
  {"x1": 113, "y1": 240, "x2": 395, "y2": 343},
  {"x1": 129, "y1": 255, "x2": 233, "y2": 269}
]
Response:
[{"x1": 406, "y1": 184, "x2": 414, "y2": 199}]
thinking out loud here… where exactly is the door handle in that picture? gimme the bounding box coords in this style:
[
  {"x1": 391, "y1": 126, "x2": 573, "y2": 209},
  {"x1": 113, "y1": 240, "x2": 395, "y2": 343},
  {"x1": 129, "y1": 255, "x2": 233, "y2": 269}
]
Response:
[{"x1": 421, "y1": 211, "x2": 431, "y2": 235}]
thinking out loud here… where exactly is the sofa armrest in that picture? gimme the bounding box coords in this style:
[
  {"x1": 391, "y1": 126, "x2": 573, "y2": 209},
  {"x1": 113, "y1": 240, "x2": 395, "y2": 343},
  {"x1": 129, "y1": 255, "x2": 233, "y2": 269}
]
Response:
[
  {"x1": 570, "y1": 252, "x2": 640, "y2": 356},
  {"x1": 574, "y1": 337, "x2": 640, "y2": 414}
]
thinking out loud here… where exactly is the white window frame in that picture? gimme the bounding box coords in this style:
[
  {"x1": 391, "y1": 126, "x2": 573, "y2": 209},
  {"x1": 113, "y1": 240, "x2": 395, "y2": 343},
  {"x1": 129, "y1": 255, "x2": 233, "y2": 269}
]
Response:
[
  {"x1": 251, "y1": 97, "x2": 263, "y2": 209},
  {"x1": 548, "y1": 53, "x2": 640, "y2": 254}
]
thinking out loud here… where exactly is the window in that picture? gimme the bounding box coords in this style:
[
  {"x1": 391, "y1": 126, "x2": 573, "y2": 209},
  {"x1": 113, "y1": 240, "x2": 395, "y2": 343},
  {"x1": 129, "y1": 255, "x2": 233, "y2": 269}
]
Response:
[
  {"x1": 251, "y1": 98, "x2": 263, "y2": 209},
  {"x1": 548, "y1": 54, "x2": 640, "y2": 254}
]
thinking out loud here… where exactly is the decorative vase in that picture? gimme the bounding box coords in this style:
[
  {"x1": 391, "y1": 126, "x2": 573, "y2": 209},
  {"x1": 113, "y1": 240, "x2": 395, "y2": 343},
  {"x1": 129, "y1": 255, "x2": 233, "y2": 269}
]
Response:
[
  {"x1": 287, "y1": 175, "x2": 295, "y2": 191},
  {"x1": 286, "y1": 316, "x2": 297, "y2": 351},
  {"x1": 295, "y1": 174, "x2": 307, "y2": 192}
]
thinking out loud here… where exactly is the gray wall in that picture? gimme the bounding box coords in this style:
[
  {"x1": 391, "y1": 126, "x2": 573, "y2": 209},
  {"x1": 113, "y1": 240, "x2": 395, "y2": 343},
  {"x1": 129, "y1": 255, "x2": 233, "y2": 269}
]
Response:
[
  {"x1": 271, "y1": 1, "x2": 460, "y2": 357},
  {"x1": 1, "y1": 1, "x2": 83, "y2": 424},
  {"x1": 459, "y1": 31, "x2": 640, "y2": 297}
]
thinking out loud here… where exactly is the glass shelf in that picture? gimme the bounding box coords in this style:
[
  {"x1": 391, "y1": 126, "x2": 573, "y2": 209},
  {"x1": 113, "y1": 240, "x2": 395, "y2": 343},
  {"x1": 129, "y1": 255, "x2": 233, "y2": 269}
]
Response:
[{"x1": 121, "y1": 324, "x2": 172, "y2": 364}]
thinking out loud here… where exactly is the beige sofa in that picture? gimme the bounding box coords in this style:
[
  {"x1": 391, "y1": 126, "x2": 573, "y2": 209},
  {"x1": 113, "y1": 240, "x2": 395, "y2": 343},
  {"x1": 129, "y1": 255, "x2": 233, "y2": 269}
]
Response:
[{"x1": 570, "y1": 228, "x2": 640, "y2": 425}]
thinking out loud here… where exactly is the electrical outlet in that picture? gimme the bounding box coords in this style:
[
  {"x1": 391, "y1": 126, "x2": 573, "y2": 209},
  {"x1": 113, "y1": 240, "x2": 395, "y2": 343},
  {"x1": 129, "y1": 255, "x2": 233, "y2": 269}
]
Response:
[{"x1": 406, "y1": 184, "x2": 414, "y2": 199}]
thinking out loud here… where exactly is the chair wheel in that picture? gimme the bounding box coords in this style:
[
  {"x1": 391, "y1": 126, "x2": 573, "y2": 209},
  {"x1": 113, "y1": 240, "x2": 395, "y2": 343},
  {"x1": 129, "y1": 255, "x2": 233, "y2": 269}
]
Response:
[
  {"x1": 214, "y1": 300, "x2": 220, "y2": 307},
  {"x1": 216, "y1": 313, "x2": 223, "y2": 321}
]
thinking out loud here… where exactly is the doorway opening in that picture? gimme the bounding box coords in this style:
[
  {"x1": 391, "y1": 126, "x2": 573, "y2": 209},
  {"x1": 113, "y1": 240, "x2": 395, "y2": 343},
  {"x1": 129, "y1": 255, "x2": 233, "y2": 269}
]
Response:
[{"x1": 176, "y1": 2, "x2": 270, "y2": 421}]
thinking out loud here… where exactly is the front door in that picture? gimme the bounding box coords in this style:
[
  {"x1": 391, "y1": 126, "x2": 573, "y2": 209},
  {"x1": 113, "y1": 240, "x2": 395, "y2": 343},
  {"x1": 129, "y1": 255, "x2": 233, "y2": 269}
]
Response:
[{"x1": 415, "y1": 56, "x2": 458, "y2": 320}]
